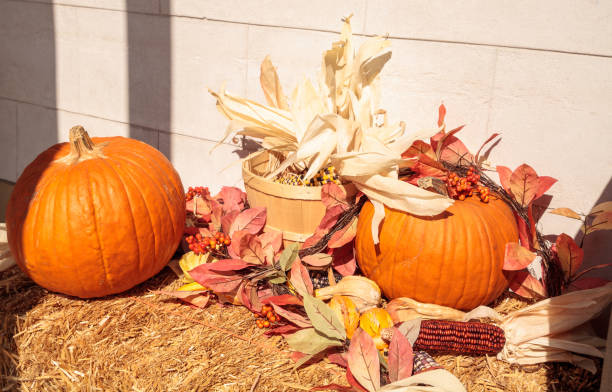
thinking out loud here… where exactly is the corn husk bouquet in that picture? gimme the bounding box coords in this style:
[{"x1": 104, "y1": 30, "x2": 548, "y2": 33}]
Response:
[{"x1": 210, "y1": 16, "x2": 453, "y2": 241}]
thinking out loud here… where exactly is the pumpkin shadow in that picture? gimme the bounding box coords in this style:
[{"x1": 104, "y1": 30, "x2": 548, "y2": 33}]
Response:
[{"x1": 0, "y1": 267, "x2": 48, "y2": 391}]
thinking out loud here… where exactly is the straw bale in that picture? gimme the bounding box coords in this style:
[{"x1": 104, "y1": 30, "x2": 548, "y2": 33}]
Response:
[{"x1": 0, "y1": 266, "x2": 602, "y2": 391}]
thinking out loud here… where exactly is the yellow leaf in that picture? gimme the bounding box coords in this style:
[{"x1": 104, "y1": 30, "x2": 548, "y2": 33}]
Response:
[
  {"x1": 549, "y1": 207, "x2": 582, "y2": 220},
  {"x1": 178, "y1": 282, "x2": 208, "y2": 291},
  {"x1": 179, "y1": 251, "x2": 214, "y2": 283}
]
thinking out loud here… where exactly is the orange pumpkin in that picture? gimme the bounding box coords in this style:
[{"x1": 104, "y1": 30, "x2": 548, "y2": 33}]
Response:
[
  {"x1": 355, "y1": 196, "x2": 518, "y2": 310},
  {"x1": 6, "y1": 126, "x2": 185, "y2": 298}
]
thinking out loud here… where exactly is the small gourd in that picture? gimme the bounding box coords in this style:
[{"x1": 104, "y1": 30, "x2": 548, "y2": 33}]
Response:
[{"x1": 359, "y1": 307, "x2": 394, "y2": 350}]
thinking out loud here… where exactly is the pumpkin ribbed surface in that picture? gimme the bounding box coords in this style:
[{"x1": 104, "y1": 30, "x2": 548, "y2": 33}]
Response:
[
  {"x1": 355, "y1": 196, "x2": 518, "y2": 310},
  {"x1": 6, "y1": 126, "x2": 185, "y2": 298}
]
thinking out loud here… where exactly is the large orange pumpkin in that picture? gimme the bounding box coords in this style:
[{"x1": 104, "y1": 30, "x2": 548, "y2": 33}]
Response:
[
  {"x1": 355, "y1": 196, "x2": 518, "y2": 310},
  {"x1": 6, "y1": 126, "x2": 185, "y2": 298}
]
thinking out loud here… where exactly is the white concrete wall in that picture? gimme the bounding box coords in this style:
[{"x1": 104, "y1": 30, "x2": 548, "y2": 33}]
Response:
[{"x1": 0, "y1": 0, "x2": 611, "y2": 268}]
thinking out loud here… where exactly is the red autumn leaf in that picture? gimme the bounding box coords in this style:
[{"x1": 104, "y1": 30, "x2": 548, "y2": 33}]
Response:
[
  {"x1": 507, "y1": 270, "x2": 546, "y2": 299},
  {"x1": 221, "y1": 210, "x2": 240, "y2": 236},
  {"x1": 188, "y1": 259, "x2": 251, "y2": 293},
  {"x1": 237, "y1": 281, "x2": 254, "y2": 312},
  {"x1": 189, "y1": 269, "x2": 244, "y2": 293},
  {"x1": 346, "y1": 367, "x2": 370, "y2": 392},
  {"x1": 301, "y1": 253, "x2": 333, "y2": 269},
  {"x1": 403, "y1": 154, "x2": 447, "y2": 185},
  {"x1": 239, "y1": 234, "x2": 266, "y2": 265},
  {"x1": 474, "y1": 133, "x2": 500, "y2": 165},
  {"x1": 302, "y1": 229, "x2": 325, "y2": 249},
  {"x1": 152, "y1": 290, "x2": 210, "y2": 309},
  {"x1": 534, "y1": 176, "x2": 557, "y2": 201},
  {"x1": 509, "y1": 164, "x2": 540, "y2": 207},
  {"x1": 437, "y1": 103, "x2": 446, "y2": 127},
  {"x1": 568, "y1": 277, "x2": 610, "y2": 291},
  {"x1": 347, "y1": 329, "x2": 380, "y2": 392},
  {"x1": 210, "y1": 202, "x2": 224, "y2": 232},
  {"x1": 185, "y1": 196, "x2": 211, "y2": 219},
  {"x1": 319, "y1": 205, "x2": 345, "y2": 232},
  {"x1": 204, "y1": 259, "x2": 253, "y2": 272},
  {"x1": 270, "y1": 303, "x2": 312, "y2": 328},
  {"x1": 328, "y1": 219, "x2": 357, "y2": 249},
  {"x1": 303, "y1": 204, "x2": 345, "y2": 248},
  {"x1": 388, "y1": 327, "x2": 414, "y2": 382},
  {"x1": 331, "y1": 242, "x2": 357, "y2": 276},
  {"x1": 503, "y1": 243, "x2": 537, "y2": 271},
  {"x1": 496, "y1": 166, "x2": 512, "y2": 193},
  {"x1": 439, "y1": 134, "x2": 473, "y2": 166},
  {"x1": 227, "y1": 229, "x2": 249, "y2": 259},
  {"x1": 264, "y1": 324, "x2": 301, "y2": 336},
  {"x1": 289, "y1": 257, "x2": 314, "y2": 295},
  {"x1": 431, "y1": 125, "x2": 472, "y2": 165},
  {"x1": 401, "y1": 140, "x2": 436, "y2": 160},
  {"x1": 228, "y1": 207, "x2": 267, "y2": 236},
  {"x1": 514, "y1": 211, "x2": 533, "y2": 250},
  {"x1": 214, "y1": 186, "x2": 246, "y2": 214},
  {"x1": 262, "y1": 294, "x2": 303, "y2": 306},
  {"x1": 327, "y1": 352, "x2": 349, "y2": 368},
  {"x1": 322, "y1": 182, "x2": 350, "y2": 210},
  {"x1": 555, "y1": 233, "x2": 584, "y2": 281},
  {"x1": 259, "y1": 230, "x2": 283, "y2": 253}
]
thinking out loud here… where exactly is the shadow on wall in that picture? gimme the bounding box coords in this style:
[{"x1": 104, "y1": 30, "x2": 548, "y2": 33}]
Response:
[
  {"x1": 0, "y1": 3, "x2": 57, "y2": 389},
  {"x1": 126, "y1": 2, "x2": 172, "y2": 161},
  {"x1": 0, "y1": 0, "x2": 58, "y2": 181},
  {"x1": 578, "y1": 177, "x2": 612, "y2": 281}
]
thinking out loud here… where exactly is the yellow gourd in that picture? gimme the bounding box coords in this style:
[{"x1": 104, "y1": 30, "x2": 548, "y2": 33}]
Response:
[{"x1": 359, "y1": 308, "x2": 394, "y2": 350}]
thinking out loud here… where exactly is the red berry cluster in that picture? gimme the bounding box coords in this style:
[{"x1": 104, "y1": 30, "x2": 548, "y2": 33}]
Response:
[
  {"x1": 446, "y1": 168, "x2": 490, "y2": 203},
  {"x1": 256, "y1": 305, "x2": 280, "y2": 328},
  {"x1": 185, "y1": 186, "x2": 208, "y2": 201},
  {"x1": 185, "y1": 231, "x2": 231, "y2": 255}
]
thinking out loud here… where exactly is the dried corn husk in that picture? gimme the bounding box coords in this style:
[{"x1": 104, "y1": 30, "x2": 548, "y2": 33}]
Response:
[
  {"x1": 209, "y1": 17, "x2": 453, "y2": 241},
  {"x1": 386, "y1": 297, "x2": 467, "y2": 323},
  {"x1": 498, "y1": 283, "x2": 612, "y2": 373},
  {"x1": 315, "y1": 276, "x2": 381, "y2": 312}
]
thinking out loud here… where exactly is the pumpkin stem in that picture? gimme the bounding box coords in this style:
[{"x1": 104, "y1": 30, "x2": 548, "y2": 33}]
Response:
[{"x1": 62, "y1": 125, "x2": 105, "y2": 164}]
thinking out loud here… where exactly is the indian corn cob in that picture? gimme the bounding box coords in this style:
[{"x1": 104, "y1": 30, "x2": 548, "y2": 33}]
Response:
[{"x1": 382, "y1": 320, "x2": 505, "y2": 356}]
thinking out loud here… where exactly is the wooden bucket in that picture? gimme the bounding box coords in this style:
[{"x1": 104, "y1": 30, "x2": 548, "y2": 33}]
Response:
[{"x1": 242, "y1": 151, "x2": 357, "y2": 245}]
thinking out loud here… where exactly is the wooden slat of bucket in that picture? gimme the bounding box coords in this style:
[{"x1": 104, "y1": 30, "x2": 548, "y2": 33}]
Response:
[{"x1": 242, "y1": 151, "x2": 356, "y2": 244}]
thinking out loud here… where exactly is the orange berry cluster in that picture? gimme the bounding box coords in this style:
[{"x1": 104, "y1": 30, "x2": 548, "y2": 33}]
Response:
[
  {"x1": 256, "y1": 305, "x2": 280, "y2": 328},
  {"x1": 185, "y1": 232, "x2": 231, "y2": 255},
  {"x1": 446, "y1": 168, "x2": 490, "y2": 203},
  {"x1": 185, "y1": 186, "x2": 207, "y2": 201}
]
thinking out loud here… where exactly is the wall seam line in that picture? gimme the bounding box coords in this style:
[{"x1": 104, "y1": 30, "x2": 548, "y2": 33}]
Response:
[
  {"x1": 9, "y1": 0, "x2": 612, "y2": 58},
  {"x1": 0, "y1": 97, "x2": 240, "y2": 147}
]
